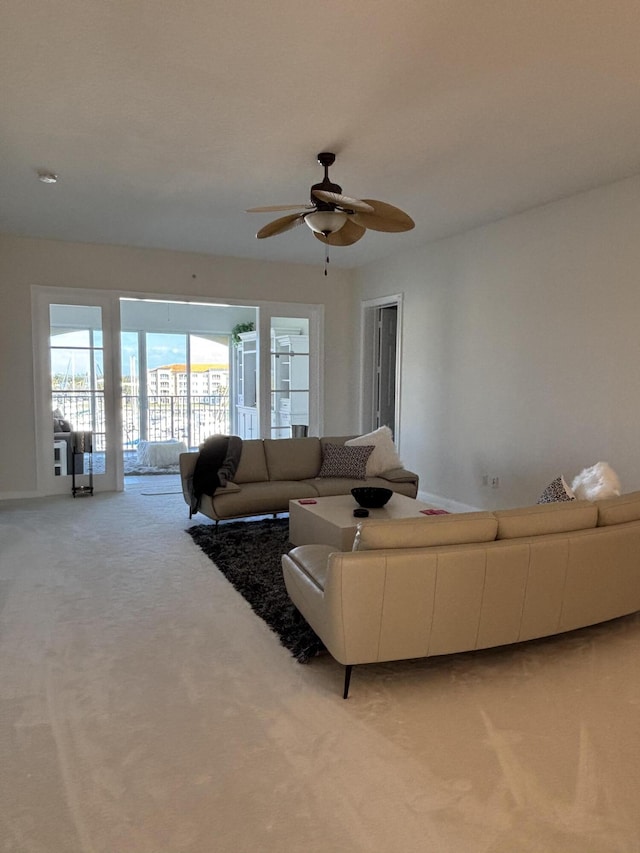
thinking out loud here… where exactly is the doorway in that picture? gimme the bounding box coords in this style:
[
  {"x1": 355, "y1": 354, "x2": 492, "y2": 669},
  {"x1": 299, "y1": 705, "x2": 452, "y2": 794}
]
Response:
[
  {"x1": 33, "y1": 288, "x2": 324, "y2": 495},
  {"x1": 360, "y1": 294, "x2": 403, "y2": 441}
]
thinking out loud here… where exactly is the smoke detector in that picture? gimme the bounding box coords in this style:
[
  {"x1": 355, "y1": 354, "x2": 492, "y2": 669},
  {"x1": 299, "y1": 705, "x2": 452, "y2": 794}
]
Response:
[{"x1": 37, "y1": 170, "x2": 58, "y2": 184}]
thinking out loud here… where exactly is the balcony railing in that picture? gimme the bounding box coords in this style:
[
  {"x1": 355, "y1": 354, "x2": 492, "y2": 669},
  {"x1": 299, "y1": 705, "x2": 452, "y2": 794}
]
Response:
[{"x1": 53, "y1": 392, "x2": 230, "y2": 451}]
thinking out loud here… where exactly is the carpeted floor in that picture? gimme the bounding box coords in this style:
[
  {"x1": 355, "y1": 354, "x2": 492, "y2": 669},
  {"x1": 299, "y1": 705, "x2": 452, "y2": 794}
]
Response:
[
  {"x1": 187, "y1": 518, "x2": 325, "y2": 662},
  {"x1": 2, "y1": 485, "x2": 640, "y2": 851}
]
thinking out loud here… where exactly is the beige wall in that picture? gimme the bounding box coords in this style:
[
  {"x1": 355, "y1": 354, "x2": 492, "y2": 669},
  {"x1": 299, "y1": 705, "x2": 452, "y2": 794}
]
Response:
[
  {"x1": 355, "y1": 174, "x2": 640, "y2": 509},
  {"x1": 6, "y1": 171, "x2": 640, "y2": 506},
  {"x1": 0, "y1": 234, "x2": 357, "y2": 497}
]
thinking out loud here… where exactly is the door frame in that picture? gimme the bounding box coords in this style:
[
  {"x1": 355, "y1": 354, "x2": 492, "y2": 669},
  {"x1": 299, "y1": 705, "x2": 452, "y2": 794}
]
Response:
[
  {"x1": 359, "y1": 293, "x2": 403, "y2": 447},
  {"x1": 32, "y1": 285, "x2": 122, "y2": 494},
  {"x1": 33, "y1": 287, "x2": 325, "y2": 494},
  {"x1": 257, "y1": 302, "x2": 324, "y2": 438}
]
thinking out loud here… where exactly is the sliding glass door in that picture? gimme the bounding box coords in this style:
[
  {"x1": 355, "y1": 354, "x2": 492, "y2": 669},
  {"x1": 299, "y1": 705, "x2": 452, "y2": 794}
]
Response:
[
  {"x1": 33, "y1": 290, "x2": 323, "y2": 495},
  {"x1": 121, "y1": 326, "x2": 230, "y2": 461}
]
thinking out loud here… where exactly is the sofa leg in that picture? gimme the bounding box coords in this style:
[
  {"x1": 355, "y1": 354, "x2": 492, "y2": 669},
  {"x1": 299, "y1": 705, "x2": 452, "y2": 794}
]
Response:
[{"x1": 343, "y1": 665, "x2": 353, "y2": 700}]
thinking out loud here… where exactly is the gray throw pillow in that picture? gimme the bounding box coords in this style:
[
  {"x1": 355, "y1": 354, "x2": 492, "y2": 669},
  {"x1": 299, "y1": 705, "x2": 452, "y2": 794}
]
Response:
[{"x1": 318, "y1": 443, "x2": 374, "y2": 479}]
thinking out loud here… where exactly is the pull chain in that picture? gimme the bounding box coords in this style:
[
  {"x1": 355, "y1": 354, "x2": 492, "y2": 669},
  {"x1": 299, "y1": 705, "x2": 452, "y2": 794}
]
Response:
[{"x1": 324, "y1": 244, "x2": 330, "y2": 276}]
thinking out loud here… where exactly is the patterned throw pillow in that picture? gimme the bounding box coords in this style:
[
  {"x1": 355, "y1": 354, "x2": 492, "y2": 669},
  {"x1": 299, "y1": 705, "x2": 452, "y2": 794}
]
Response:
[
  {"x1": 537, "y1": 476, "x2": 576, "y2": 504},
  {"x1": 318, "y1": 444, "x2": 374, "y2": 479}
]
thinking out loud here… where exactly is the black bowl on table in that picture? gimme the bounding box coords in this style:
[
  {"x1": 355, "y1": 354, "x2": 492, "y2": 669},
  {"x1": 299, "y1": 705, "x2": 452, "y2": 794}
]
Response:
[{"x1": 351, "y1": 487, "x2": 393, "y2": 509}]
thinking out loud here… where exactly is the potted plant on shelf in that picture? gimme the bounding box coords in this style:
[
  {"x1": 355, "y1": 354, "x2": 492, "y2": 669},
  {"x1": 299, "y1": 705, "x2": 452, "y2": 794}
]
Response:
[{"x1": 231, "y1": 321, "x2": 255, "y2": 345}]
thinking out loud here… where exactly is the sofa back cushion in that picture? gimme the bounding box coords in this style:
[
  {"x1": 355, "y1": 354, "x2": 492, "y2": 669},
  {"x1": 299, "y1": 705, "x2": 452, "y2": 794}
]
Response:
[
  {"x1": 233, "y1": 440, "x2": 269, "y2": 484},
  {"x1": 353, "y1": 512, "x2": 498, "y2": 551},
  {"x1": 597, "y1": 490, "x2": 640, "y2": 526},
  {"x1": 319, "y1": 435, "x2": 356, "y2": 449},
  {"x1": 495, "y1": 501, "x2": 597, "y2": 539},
  {"x1": 264, "y1": 437, "x2": 322, "y2": 481}
]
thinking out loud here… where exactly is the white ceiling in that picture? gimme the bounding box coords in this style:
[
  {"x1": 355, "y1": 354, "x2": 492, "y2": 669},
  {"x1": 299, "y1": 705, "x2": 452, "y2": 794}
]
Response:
[{"x1": 2, "y1": 0, "x2": 640, "y2": 269}]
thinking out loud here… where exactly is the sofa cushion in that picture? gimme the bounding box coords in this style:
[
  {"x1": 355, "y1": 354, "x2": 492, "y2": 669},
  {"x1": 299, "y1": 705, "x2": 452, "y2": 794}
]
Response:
[
  {"x1": 214, "y1": 482, "x2": 242, "y2": 495},
  {"x1": 596, "y1": 490, "x2": 640, "y2": 526},
  {"x1": 537, "y1": 476, "x2": 575, "y2": 504},
  {"x1": 264, "y1": 437, "x2": 322, "y2": 481},
  {"x1": 378, "y1": 467, "x2": 418, "y2": 484},
  {"x1": 318, "y1": 443, "x2": 373, "y2": 479},
  {"x1": 212, "y1": 480, "x2": 317, "y2": 517},
  {"x1": 353, "y1": 512, "x2": 498, "y2": 551},
  {"x1": 233, "y1": 440, "x2": 269, "y2": 484},
  {"x1": 319, "y1": 435, "x2": 356, "y2": 448},
  {"x1": 345, "y1": 426, "x2": 402, "y2": 476},
  {"x1": 495, "y1": 501, "x2": 598, "y2": 539},
  {"x1": 302, "y1": 476, "x2": 417, "y2": 498},
  {"x1": 285, "y1": 544, "x2": 336, "y2": 591}
]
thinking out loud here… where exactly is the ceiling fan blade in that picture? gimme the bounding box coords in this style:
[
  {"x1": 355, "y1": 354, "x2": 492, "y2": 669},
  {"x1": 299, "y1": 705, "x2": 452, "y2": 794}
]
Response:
[
  {"x1": 311, "y1": 189, "x2": 374, "y2": 214},
  {"x1": 247, "y1": 204, "x2": 312, "y2": 213},
  {"x1": 313, "y1": 218, "x2": 367, "y2": 246},
  {"x1": 352, "y1": 199, "x2": 415, "y2": 232},
  {"x1": 256, "y1": 212, "x2": 306, "y2": 239}
]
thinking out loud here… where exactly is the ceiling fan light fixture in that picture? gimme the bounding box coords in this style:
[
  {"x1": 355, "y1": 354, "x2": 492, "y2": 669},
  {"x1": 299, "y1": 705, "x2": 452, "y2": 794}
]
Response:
[{"x1": 304, "y1": 209, "x2": 347, "y2": 237}]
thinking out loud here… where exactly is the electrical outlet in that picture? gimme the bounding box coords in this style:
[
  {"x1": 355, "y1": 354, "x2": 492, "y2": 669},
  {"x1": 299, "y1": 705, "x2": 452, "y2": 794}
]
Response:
[{"x1": 491, "y1": 476, "x2": 500, "y2": 489}]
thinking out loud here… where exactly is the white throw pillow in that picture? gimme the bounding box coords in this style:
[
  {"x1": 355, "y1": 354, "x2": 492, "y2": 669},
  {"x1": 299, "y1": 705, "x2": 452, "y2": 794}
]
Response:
[
  {"x1": 345, "y1": 426, "x2": 402, "y2": 477},
  {"x1": 571, "y1": 461, "x2": 621, "y2": 501}
]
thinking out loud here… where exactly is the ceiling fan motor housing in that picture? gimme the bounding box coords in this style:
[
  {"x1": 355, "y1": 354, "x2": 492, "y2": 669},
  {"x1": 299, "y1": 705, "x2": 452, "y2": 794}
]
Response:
[
  {"x1": 311, "y1": 152, "x2": 341, "y2": 210},
  {"x1": 310, "y1": 179, "x2": 342, "y2": 210}
]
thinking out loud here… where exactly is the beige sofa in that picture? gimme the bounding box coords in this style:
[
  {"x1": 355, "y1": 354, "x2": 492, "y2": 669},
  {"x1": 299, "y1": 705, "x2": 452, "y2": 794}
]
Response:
[
  {"x1": 282, "y1": 491, "x2": 640, "y2": 697},
  {"x1": 179, "y1": 436, "x2": 419, "y2": 522}
]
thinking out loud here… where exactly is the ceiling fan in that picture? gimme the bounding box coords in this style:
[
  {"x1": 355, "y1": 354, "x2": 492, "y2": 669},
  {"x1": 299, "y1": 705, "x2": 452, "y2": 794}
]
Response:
[{"x1": 246, "y1": 152, "x2": 415, "y2": 247}]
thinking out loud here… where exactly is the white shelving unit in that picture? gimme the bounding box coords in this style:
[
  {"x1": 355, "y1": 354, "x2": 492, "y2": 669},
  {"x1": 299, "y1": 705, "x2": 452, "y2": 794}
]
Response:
[
  {"x1": 234, "y1": 328, "x2": 310, "y2": 439},
  {"x1": 271, "y1": 333, "x2": 309, "y2": 438}
]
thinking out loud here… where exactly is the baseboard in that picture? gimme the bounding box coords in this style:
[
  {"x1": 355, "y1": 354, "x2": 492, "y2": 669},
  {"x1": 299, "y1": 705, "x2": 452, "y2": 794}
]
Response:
[
  {"x1": 418, "y1": 490, "x2": 480, "y2": 514},
  {"x1": 0, "y1": 490, "x2": 41, "y2": 501}
]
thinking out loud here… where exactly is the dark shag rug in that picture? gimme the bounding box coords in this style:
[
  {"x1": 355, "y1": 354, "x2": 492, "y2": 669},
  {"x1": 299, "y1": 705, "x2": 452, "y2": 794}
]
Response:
[{"x1": 186, "y1": 517, "x2": 325, "y2": 663}]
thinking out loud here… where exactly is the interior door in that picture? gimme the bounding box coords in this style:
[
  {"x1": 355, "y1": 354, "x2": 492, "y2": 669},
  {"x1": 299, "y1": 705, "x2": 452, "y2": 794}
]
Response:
[{"x1": 376, "y1": 305, "x2": 397, "y2": 433}]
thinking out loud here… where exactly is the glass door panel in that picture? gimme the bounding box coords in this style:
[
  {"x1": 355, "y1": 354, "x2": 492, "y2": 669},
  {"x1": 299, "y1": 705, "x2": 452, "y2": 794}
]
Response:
[
  {"x1": 269, "y1": 317, "x2": 310, "y2": 438},
  {"x1": 121, "y1": 331, "x2": 140, "y2": 454},
  {"x1": 145, "y1": 333, "x2": 187, "y2": 444},
  {"x1": 189, "y1": 333, "x2": 231, "y2": 445},
  {"x1": 120, "y1": 324, "x2": 232, "y2": 468},
  {"x1": 49, "y1": 304, "x2": 106, "y2": 485}
]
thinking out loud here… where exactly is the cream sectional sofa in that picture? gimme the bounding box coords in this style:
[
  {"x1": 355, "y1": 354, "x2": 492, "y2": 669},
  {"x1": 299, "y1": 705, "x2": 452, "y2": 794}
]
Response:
[
  {"x1": 282, "y1": 491, "x2": 640, "y2": 697},
  {"x1": 179, "y1": 436, "x2": 419, "y2": 522}
]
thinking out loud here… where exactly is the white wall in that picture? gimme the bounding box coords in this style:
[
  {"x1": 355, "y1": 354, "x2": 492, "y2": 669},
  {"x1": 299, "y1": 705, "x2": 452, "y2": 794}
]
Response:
[
  {"x1": 355, "y1": 174, "x2": 640, "y2": 509},
  {"x1": 0, "y1": 234, "x2": 357, "y2": 497}
]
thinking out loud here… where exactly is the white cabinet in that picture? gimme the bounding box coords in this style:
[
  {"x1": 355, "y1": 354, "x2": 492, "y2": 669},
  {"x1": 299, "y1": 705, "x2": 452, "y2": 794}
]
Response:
[
  {"x1": 234, "y1": 328, "x2": 310, "y2": 439},
  {"x1": 237, "y1": 406, "x2": 259, "y2": 439},
  {"x1": 235, "y1": 332, "x2": 258, "y2": 439},
  {"x1": 271, "y1": 334, "x2": 309, "y2": 437},
  {"x1": 236, "y1": 332, "x2": 256, "y2": 408}
]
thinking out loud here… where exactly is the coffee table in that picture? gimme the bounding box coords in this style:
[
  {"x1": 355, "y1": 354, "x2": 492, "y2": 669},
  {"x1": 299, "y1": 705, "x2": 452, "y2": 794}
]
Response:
[{"x1": 289, "y1": 493, "x2": 438, "y2": 551}]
